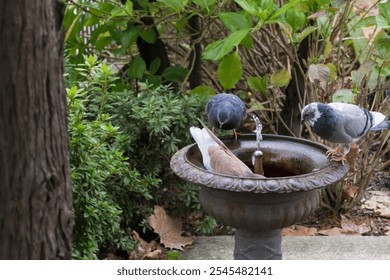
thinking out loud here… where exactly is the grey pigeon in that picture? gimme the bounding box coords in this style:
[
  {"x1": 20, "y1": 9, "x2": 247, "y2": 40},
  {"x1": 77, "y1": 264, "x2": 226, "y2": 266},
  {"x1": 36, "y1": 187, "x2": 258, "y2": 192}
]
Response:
[
  {"x1": 190, "y1": 126, "x2": 263, "y2": 177},
  {"x1": 205, "y1": 93, "x2": 247, "y2": 138},
  {"x1": 301, "y1": 102, "x2": 390, "y2": 164}
]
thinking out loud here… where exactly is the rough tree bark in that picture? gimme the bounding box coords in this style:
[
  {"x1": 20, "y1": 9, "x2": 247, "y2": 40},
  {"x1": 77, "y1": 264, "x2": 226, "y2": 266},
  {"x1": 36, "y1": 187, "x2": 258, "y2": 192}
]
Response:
[{"x1": 0, "y1": 0, "x2": 74, "y2": 259}]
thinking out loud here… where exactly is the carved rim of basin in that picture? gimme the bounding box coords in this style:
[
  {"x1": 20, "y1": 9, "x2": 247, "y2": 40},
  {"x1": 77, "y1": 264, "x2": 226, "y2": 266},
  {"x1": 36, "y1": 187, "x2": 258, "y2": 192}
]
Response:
[{"x1": 170, "y1": 134, "x2": 349, "y2": 194}]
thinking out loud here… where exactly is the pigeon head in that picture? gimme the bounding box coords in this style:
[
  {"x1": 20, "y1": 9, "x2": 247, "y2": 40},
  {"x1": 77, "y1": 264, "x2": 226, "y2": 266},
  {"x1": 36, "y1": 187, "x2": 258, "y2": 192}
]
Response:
[
  {"x1": 301, "y1": 102, "x2": 323, "y2": 127},
  {"x1": 205, "y1": 93, "x2": 246, "y2": 131},
  {"x1": 301, "y1": 102, "x2": 340, "y2": 143}
]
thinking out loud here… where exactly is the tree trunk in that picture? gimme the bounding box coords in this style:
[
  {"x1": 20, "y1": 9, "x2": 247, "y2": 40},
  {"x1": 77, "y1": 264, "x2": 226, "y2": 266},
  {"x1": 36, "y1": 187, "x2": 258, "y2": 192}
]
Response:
[
  {"x1": 0, "y1": 0, "x2": 74, "y2": 259},
  {"x1": 277, "y1": 37, "x2": 309, "y2": 136},
  {"x1": 187, "y1": 15, "x2": 202, "y2": 89}
]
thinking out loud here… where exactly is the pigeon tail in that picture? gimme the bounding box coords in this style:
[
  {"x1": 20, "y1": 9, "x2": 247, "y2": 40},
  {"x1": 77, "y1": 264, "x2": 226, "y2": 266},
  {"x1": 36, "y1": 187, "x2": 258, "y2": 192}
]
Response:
[
  {"x1": 190, "y1": 127, "x2": 218, "y2": 170},
  {"x1": 370, "y1": 111, "x2": 386, "y2": 128},
  {"x1": 371, "y1": 119, "x2": 390, "y2": 131}
]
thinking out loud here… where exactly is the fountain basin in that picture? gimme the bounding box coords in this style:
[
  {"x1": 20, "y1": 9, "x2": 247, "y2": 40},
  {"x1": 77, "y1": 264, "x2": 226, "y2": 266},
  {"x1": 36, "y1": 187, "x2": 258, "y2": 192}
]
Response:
[{"x1": 170, "y1": 134, "x2": 349, "y2": 231}]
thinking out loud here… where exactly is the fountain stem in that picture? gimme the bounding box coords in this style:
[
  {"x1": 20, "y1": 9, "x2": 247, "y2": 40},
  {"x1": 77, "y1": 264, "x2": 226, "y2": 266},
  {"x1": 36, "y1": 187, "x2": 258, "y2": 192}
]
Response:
[
  {"x1": 253, "y1": 150, "x2": 264, "y2": 175},
  {"x1": 234, "y1": 229, "x2": 282, "y2": 260}
]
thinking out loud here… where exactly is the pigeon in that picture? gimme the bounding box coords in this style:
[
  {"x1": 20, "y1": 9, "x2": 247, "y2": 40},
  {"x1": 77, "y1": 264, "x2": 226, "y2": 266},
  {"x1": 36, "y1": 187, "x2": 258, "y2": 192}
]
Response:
[
  {"x1": 205, "y1": 93, "x2": 247, "y2": 138},
  {"x1": 301, "y1": 102, "x2": 390, "y2": 164},
  {"x1": 190, "y1": 125, "x2": 263, "y2": 177}
]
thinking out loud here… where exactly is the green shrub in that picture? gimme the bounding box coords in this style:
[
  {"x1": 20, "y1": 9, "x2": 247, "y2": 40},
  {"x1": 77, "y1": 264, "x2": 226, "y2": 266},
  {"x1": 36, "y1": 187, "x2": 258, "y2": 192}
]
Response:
[
  {"x1": 67, "y1": 84, "x2": 160, "y2": 259},
  {"x1": 66, "y1": 54, "x2": 212, "y2": 258}
]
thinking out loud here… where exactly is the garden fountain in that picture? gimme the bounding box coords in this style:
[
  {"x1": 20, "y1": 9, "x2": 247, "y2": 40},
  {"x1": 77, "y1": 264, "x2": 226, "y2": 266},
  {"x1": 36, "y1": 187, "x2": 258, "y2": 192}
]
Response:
[{"x1": 170, "y1": 130, "x2": 349, "y2": 260}]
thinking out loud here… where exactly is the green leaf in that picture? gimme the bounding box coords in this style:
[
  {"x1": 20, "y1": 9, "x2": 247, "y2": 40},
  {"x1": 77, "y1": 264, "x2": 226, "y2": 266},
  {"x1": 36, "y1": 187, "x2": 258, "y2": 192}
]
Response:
[
  {"x1": 354, "y1": 15, "x2": 377, "y2": 28},
  {"x1": 270, "y1": 68, "x2": 291, "y2": 87},
  {"x1": 351, "y1": 60, "x2": 375, "y2": 86},
  {"x1": 347, "y1": 16, "x2": 370, "y2": 65},
  {"x1": 124, "y1": 0, "x2": 133, "y2": 15},
  {"x1": 379, "y1": 1, "x2": 390, "y2": 22},
  {"x1": 149, "y1": 58, "x2": 161, "y2": 75},
  {"x1": 121, "y1": 28, "x2": 139, "y2": 50},
  {"x1": 139, "y1": 28, "x2": 156, "y2": 44},
  {"x1": 240, "y1": 34, "x2": 253, "y2": 49},
  {"x1": 234, "y1": 0, "x2": 258, "y2": 15},
  {"x1": 217, "y1": 52, "x2": 243, "y2": 90},
  {"x1": 270, "y1": 0, "x2": 300, "y2": 21},
  {"x1": 296, "y1": 26, "x2": 317, "y2": 43},
  {"x1": 332, "y1": 89, "x2": 354, "y2": 103},
  {"x1": 327, "y1": 63, "x2": 337, "y2": 81},
  {"x1": 176, "y1": 16, "x2": 189, "y2": 33},
  {"x1": 192, "y1": 0, "x2": 216, "y2": 9},
  {"x1": 285, "y1": 9, "x2": 306, "y2": 32},
  {"x1": 202, "y1": 29, "x2": 250, "y2": 61},
  {"x1": 143, "y1": 75, "x2": 163, "y2": 87},
  {"x1": 218, "y1": 12, "x2": 252, "y2": 32},
  {"x1": 376, "y1": 15, "x2": 390, "y2": 29},
  {"x1": 110, "y1": 7, "x2": 127, "y2": 18},
  {"x1": 189, "y1": 85, "x2": 216, "y2": 98},
  {"x1": 65, "y1": 11, "x2": 83, "y2": 42},
  {"x1": 157, "y1": 0, "x2": 188, "y2": 12},
  {"x1": 128, "y1": 56, "x2": 146, "y2": 79},
  {"x1": 95, "y1": 34, "x2": 113, "y2": 51},
  {"x1": 247, "y1": 76, "x2": 267, "y2": 94},
  {"x1": 324, "y1": 37, "x2": 332, "y2": 59},
  {"x1": 162, "y1": 65, "x2": 189, "y2": 82},
  {"x1": 317, "y1": 15, "x2": 331, "y2": 38},
  {"x1": 374, "y1": 30, "x2": 390, "y2": 58}
]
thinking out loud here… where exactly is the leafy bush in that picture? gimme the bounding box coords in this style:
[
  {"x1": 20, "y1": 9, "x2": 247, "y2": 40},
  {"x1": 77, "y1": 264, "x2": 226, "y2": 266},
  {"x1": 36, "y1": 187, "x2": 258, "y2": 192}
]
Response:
[
  {"x1": 67, "y1": 86, "x2": 159, "y2": 259},
  {"x1": 66, "y1": 54, "x2": 210, "y2": 258}
]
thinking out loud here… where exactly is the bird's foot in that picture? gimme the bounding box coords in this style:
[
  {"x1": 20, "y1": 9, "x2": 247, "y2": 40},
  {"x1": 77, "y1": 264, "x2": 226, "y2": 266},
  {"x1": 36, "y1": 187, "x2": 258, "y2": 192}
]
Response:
[
  {"x1": 326, "y1": 146, "x2": 347, "y2": 165},
  {"x1": 233, "y1": 129, "x2": 242, "y2": 141}
]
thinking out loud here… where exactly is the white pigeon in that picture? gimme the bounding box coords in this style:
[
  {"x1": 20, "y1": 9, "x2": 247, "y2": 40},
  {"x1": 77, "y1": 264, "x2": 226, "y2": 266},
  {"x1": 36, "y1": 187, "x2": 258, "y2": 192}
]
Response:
[
  {"x1": 189, "y1": 126, "x2": 262, "y2": 177},
  {"x1": 301, "y1": 102, "x2": 390, "y2": 164}
]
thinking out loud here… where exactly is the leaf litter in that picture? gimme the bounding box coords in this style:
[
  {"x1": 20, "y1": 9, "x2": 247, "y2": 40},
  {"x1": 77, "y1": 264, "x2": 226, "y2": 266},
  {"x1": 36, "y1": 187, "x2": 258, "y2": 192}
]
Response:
[{"x1": 283, "y1": 191, "x2": 390, "y2": 237}]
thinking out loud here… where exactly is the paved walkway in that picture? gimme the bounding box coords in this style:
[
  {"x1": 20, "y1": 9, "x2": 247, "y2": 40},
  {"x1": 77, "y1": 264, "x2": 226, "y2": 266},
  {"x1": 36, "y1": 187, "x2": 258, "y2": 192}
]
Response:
[{"x1": 180, "y1": 236, "x2": 390, "y2": 260}]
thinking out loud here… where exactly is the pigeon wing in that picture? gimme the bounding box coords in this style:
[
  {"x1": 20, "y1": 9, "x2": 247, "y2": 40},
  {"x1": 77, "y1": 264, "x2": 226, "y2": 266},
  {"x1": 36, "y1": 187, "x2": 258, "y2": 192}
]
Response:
[
  {"x1": 190, "y1": 125, "x2": 263, "y2": 177},
  {"x1": 328, "y1": 103, "x2": 376, "y2": 140},
  {"x1": 208, "y1": 146, "x2": 255, "y2": 177},
  {"x1": 190, "y1": 127, "x2": 217, "y2": 170}
]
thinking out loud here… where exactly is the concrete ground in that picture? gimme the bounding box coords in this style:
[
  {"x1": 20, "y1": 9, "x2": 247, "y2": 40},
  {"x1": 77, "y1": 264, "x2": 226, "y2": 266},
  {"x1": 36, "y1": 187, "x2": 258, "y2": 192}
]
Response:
[{"x1": 180, "y1": 235, "x2": 390, "y2": 260}]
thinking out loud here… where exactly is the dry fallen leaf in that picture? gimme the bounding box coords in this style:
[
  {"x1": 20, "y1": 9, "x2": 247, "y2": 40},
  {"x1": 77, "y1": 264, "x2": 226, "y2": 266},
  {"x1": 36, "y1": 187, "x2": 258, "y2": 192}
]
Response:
[
  {"x1": 340, "y1": 214, "x2": 370, "y2": 235},
  {"x1": 342, "y1": 181, "x2": 359, "y2": 202},
  {"x1": 362, "y1": 191, "x2": 390, "y2": 218},
  {"x1": 318, "y1": 227, "x2": 345, "y2": 236},
  {"x1": 318, "y1": 215, "x2": 371, "y2": 236},
  {"x1": 129, "y1": 230, "x2": 164, "y2": 260},
  {"x1": 147, "y1": 205, "x2": 193, "y2": 251},
  {"x1": 282, "y1": 225, "x2": 318, "y2": 236}
]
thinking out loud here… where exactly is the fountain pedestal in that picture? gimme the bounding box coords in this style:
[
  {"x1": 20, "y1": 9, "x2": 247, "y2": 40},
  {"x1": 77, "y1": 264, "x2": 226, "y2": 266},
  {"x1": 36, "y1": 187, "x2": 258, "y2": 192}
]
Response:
[
  {"x1": 234, "y1": 228, "x2": 282, "y2": 260},
  {"x1": 171, "y1": 134, "x2": 349, "y2": 260}
]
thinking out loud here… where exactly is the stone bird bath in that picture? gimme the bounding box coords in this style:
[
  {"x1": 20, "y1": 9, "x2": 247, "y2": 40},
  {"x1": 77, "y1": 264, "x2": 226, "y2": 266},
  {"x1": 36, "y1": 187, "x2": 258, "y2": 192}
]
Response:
[{"x1": 170, "y1": 134, "x2": 349, "y2": 259}]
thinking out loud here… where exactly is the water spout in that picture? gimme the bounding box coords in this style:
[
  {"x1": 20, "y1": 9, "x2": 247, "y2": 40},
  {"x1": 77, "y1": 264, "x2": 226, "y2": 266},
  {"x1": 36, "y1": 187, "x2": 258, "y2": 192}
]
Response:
[{"x1": 252, "y1": 115, "x2": 264, "y2": 175}]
